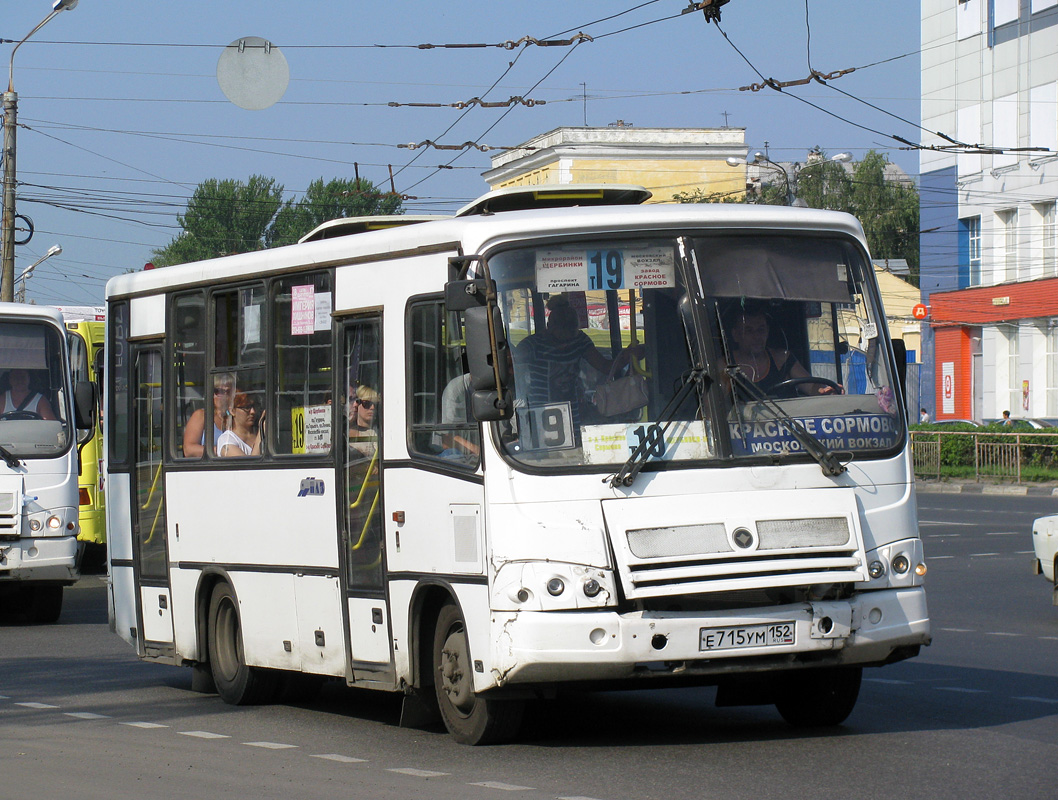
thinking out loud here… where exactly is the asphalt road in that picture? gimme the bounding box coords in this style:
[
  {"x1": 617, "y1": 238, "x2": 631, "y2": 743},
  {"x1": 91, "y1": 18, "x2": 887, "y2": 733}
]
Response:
[{"x1": 2, "y1": 492, "x2": 1057, "y2": 800}]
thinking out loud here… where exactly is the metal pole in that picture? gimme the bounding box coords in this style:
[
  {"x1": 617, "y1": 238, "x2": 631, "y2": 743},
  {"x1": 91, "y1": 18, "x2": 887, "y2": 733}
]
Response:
[{"x1": 1, "y1": 90, "x2": 16, "y2": 302}]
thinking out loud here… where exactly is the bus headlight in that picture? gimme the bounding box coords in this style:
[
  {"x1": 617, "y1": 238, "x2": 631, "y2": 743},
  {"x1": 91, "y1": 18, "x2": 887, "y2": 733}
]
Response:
[
  {"x1": 867, "y1": 560, "x2": 886, "y2": 580},
  {"x1": 46, "y1": 515, "x2": 63, "y2": 530},
  {"x1": 29, "y1": 518, "x2": 42, "y2": 532},
  {"x1": 863, "y1": 538, "x2": 926, "y2": 589},
  {"x1": 494, "y1": 562, "x2": 615, "y2": 611},
  {"x1": 546, "y1": 578, "x2": 565, "y2": 596}
]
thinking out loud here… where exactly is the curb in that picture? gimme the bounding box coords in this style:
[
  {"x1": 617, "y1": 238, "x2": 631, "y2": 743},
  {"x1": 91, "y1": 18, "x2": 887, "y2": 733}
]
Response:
[{"x1": 915, "y1": 481, "x2": 1058, "y2": 497}]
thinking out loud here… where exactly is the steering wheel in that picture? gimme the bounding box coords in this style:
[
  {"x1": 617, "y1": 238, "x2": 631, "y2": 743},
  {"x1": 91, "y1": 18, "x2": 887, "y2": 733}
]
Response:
[
  {"x1": 769, "y1": 377, "x2": 842, "y2": 398},
  {"x1": 0, "y1": 410, "x2": 42, "y2": 421}
]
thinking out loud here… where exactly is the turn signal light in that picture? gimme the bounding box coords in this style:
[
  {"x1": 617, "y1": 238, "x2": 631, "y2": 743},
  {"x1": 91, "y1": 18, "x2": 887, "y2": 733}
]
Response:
[{"x1": 79, "y1": 488, "x2": 91, "y2": 505}]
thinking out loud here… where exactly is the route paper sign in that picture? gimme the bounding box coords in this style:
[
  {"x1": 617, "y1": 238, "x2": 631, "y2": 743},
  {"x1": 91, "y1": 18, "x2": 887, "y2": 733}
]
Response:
[
  {"x1": 537, "y1": 251, "x2": 589, "y2": 292},
  {"x1": 291, "y1": 285, "x2": 315, "y2": 335},
  {"x1": 291, "y1": 403, "x2": 331, "y2": 453}
]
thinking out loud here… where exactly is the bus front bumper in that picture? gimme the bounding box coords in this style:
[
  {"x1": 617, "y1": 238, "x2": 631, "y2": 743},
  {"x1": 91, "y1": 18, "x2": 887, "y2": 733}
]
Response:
[
  {"x1": 0, "y1": 535, "x2": 80, "y2": 583},
  {"x1": 485, "y1": 586, "x2": 930, "y2": 689}
]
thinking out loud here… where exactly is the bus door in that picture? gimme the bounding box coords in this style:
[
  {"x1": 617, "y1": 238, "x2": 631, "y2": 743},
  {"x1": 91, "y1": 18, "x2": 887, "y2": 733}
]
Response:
[
  {"x1": 339, "y1": 317, "x2": 392, "y2": 677},
  {"x1": 130, "y1": 346, "x2": 175, "y2": 653}
]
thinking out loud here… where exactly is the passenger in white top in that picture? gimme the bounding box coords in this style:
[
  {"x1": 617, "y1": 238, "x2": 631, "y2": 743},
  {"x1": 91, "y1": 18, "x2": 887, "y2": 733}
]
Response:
[
  {"x1": 0, "y1": 369, "x2": 57, "y2": 420},
  {"x1": 218, "y1": 392, "x2": 262, "y2": 457}
]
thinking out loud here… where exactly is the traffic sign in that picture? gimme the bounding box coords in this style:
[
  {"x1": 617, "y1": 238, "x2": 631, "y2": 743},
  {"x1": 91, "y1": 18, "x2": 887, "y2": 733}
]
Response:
[{"x1": 912, "y1": 303, "x2": 928, "y2": 320}]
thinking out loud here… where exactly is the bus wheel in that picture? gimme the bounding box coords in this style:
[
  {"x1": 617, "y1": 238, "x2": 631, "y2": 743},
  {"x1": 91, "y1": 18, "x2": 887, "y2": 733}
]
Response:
[
  {"x1": 432, "y1": 602, "x2": 524, "y2": 745},
  {"x1": 775, "y1": 666, "x2": 862, "y2": 727},
  {"x1": 27, "y1": 585, "x2": 63, "y2": 624},
  {"x1": 207, "y1": 583, "x2": 277, "y2": 705},
  {"x1": 1052, "y1": 557, "x2": 1058, "y2": 607}
]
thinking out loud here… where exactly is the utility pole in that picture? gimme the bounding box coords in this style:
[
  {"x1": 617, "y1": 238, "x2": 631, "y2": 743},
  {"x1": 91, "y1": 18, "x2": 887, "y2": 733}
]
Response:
[{"x1": 2, "y1": 0, "x2": 80, "y2": 302}]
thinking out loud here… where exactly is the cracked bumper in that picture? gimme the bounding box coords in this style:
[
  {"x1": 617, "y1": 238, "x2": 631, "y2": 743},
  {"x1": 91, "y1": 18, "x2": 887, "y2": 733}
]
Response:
[
  {"x1": 0, "y1": 536, "x2": 80, "y2": 583},
  {"x1": 484, "y1": 587, "x2": 930, "y2": 689}
]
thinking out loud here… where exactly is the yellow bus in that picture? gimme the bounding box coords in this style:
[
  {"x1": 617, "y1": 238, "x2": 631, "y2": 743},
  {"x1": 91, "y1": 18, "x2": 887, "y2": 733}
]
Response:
[{"x1": 59, "y1": 308, "x2": 106, "y2": 547}]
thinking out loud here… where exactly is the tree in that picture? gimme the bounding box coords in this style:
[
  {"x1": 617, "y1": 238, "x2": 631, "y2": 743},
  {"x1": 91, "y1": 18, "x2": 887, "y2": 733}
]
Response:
[
  {"x1": 152, "y1": 175, "x2": 403, "y2": 266},
  {"x1": 152, "y1": 175, "x2": 284, "y2": 267},
  {"x1": 266, "y1": 177, "x2": 403, "y2": 249},
  {"x1": 673, "y1": 149, "x2": 920, "y2": 284}
]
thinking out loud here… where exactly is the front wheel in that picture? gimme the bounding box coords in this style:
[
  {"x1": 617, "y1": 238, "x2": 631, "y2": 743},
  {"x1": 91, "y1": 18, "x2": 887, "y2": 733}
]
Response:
[
  {"x1": 775, "y1": 666, "x2": 862, "y2": 727},
  {"x1": 432, "y1": 602, "x2": 524, "y2": 745},
  {"x1": 207, "y1": 583, "x2": 278, "y2": 705}
]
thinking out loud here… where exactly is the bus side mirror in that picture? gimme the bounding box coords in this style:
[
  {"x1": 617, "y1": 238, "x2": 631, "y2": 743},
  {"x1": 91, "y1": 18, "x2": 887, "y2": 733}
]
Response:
[
  {"x1": 471, "y1": 388, "x2": 514, "y2": 422},
  {"x1": 464, "y1": 305, "x2": 510, "y2": 391},
  {"x1": 74, "y1": 379, "x2": 97, "y2": 433},
  {"x1": 445, "y1": 279, "x2": 489, "y2": 312},
  {"x1": 891, "y1": 339, "x2": 908, "y2": 416}
]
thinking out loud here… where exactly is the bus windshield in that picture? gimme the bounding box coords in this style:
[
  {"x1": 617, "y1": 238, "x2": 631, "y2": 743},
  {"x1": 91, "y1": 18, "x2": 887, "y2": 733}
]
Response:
[
  {"x1": 487, "y1": 233, "x2": 903, "y2": 472},
  {"x1": 0, "y1": 320, "x2": 72, "y2": 457}
]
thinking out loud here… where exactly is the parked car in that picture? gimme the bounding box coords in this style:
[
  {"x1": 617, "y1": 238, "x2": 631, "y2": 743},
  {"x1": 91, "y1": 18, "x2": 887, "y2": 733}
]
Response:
[
  {"x1": 928, "y1": 419, "x2": 982, "y2": 428},
  {"x1": 1031, "y1": 515, "x2": 1058, "y2": 606},
  {"x1": 983, "y1": 418, "x2": 1058, "y2": 429}
]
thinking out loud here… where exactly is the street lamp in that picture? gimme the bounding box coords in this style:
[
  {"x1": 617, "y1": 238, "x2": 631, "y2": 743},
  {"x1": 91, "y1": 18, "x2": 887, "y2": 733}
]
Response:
[
  {"x1": 15, "y1": 243, "x2": 61, "y2": 303},
  {"x1": 728, "y1": 151, "x2": 852, "y2": 206},
  {"x1": 2, "y1": 0, "x2": 79, "y2": 302}
]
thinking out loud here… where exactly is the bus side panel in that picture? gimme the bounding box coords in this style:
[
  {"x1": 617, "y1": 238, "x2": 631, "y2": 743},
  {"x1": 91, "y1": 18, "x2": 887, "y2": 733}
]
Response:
[
  {"x1": 232, "y1": 572, "x2": 301, "y2": 671},
  {"x1": 295, "y1": 575, "x2": 347, "y2": 676},
  {"x1": 106, "y1": 472, "x2": 137, "y2": 647}
]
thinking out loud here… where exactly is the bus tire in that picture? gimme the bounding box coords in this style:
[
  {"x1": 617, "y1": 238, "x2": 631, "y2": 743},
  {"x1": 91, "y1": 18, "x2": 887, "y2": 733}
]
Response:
[
  {"x1": 432, "y1": 601, "x2": 524, "y2": 745},
  {"x1": 27, "y1": 585, "x2": 63, "y2": 624},
  {"x1": 207, "y1": 583, "x2": 278, "y2": 705},
  {"x1": 775, "y1": 666, "x2": 862, "y2": 728}
]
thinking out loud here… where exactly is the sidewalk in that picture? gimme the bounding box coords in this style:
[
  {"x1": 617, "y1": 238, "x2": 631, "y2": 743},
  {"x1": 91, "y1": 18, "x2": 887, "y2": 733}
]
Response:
[{"x1": 915, "y1": 478, "x2": 1058, "y2": 497}]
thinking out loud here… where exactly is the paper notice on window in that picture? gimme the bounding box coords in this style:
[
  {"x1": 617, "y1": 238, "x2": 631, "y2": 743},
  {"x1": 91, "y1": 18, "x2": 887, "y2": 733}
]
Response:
[
  {"x1": 243, "y1": 304, "x2": 261, "y2": 345},
  {"x1": 314, "y1": 291, "x2": 332, "y2": 332},
  {"x1": 291, "y1": 285, "x2": 315, "y2": 335},
  {"x1": 291, "y1": 403, "x2": 331, "y2": 454},
  {"x1": 536, "y1": 251, "x2": 589, "y2": 292},
  {"x1": 626, "y1": 248, "x2": 675, "y2": 289}
]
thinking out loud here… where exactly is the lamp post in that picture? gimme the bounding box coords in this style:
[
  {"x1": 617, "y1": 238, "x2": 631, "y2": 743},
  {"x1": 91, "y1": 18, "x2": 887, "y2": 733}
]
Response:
[
  {"x1": 15, "y1": 243, "x2": 61, "y2": 303},
  {"x1": 2, "y1": 0, "x2": 79, "y2": 303},
  {"x1": 729, "y1": 151, "x2": 851, "y2": 206}
]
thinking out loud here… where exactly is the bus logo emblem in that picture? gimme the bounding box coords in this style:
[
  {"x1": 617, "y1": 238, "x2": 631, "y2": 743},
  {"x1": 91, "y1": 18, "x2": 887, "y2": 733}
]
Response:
[
  {"x1": 732, "y1": 527, "x2": 754, "y2": 549},
  {"x1": 297, "y1": 478, "x2": 325, "y2": 497}
]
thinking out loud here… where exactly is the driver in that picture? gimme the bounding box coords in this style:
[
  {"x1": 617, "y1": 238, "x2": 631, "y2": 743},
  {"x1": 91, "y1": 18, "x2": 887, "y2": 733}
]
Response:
[
  {"x1": 0, "y1": 368, "x2": 57, "y2": 420},
  {"x1": 726, "y1": 305, "x2": 834, "y2": 397}
]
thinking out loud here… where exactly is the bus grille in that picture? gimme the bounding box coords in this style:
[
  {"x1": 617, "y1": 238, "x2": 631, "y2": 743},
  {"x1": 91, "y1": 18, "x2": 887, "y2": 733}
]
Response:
[{"x1": 0, "y1": 490, "x2": 19, "y2": 538}]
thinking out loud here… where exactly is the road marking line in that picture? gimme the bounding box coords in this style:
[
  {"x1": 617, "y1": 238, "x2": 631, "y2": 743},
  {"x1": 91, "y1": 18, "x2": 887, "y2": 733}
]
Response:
[
  {"x1": 179, "y1": 731, "x2": 230, "y2": 739},
  {"x1": 986, "y1": 532, "x2": 1020, "y2": 536},
  {"x1": 388, "y1": 768, "x2": 449, "y2": 778},
  {"x1": 864, "y1": 678, "x2": 913, "y2": 685},
  {"x1": 937, "y1": 687, "x2": 986, "y2": 693},
  {"x1": 1015, "y1": 551, "x2": 1036, "y2": 555},
  {"x1": 15, "y1": 702, "x2": 59, "y2": 709},
  {"x1": 1041, "y1": 636, "x2": 1058, "y2": 642},
  {"x1": 310, "y1": 754, "x2": 367, "y2": 764},
  {"x1": 559, "y1": 797, "x2": 607, "y2": 800},
  {"x1": 1013, "y1": 696, "x2": 1058, "y2": 704},
  {"x1": 244, "y1": 741, "x2": 297, "y2": 749},
  {"x1": 939, "y1": 627, "x2": 974, "y2": 632},
  {"x1": 970, "y1": 553, "x2": 999, "y2": 557},
  {"x1": 121, "y1": 721, "x2": 168, "y2": 729},
  {"x1": 929, "y1": 555, "x2": 954, "y2": 559},
  {"x1": 64, "y1": 712, "x2": 111, "y2": 720},
  {"x1": 0, "y1": 695, "x2": 9, "y2": 699},
  {"x1": 471, "y1": 782, "x2": 534, "y2": 791},
  {"x1": 984, "y1": 631, "x2": 1022, "y2": 637}
]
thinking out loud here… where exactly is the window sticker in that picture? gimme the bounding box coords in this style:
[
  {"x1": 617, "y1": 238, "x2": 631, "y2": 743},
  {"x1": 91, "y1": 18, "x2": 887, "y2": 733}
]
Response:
[
  {"x1": 581, "y1": 420, "x2": 712, "y2": 464},
  {"x1": 243, "y1": 303, "x2": 261, "y2": 345},
  {"x1": 535, "y1": 247, "x2": 675, "y2": 293},
  {"x1": 314, "y1": 291, "x2": 332, "y2": 332},
  {"x1": 536, "y1": 251, "x2": 589, "y2": 292},
  {"x1": 291, "y1": 403, "x2": 331, "y2": 454},
  {"x1": 291, "y1": 285, "x2": 315, "y2": 335}
]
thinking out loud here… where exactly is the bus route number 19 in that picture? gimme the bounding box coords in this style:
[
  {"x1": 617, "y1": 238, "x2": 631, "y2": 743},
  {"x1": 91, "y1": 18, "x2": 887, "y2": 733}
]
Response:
[{"x1": 527, "y1": 402, "x2": 575, "y2": 450}]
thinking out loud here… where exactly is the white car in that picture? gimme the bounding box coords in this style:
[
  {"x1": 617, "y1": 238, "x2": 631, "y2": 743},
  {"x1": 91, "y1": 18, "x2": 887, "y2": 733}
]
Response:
[{"x1": 1031, "y1": 515, "x2": 1058, "y2": 605}]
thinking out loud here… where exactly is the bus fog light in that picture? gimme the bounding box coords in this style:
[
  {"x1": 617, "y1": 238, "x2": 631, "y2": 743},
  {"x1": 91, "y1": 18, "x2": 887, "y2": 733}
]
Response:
[
  {"x1": 46, "y1": 515, "x2": 62, "y2": 530},
  {"x1": 510, "y1": 587, "x2": 532, "y2": 604},
  {"x1": 546, "y1": 578, "x2": 565, "y2": 596},
  {"x1": 891, "y1": 554, "x2": 910, "y2": 574},
  {"x1": 915, "y1": 562, "x2": 927, "y2": 576},
  {"x1": 589, "y1": 628, "x2": 607, "y2": 645},
  {"x1": 868, "y1": 560, "x2": 885, "y2": 579},
  {"x1": 868, "y1": 607, "x2": 883, "y2": 624},
  {"x1": 582, "y1": 578, "x2": 602, "y2": 598},
  {"x1": 29, "y1": 518, "x2": 42, "y2": 532}
]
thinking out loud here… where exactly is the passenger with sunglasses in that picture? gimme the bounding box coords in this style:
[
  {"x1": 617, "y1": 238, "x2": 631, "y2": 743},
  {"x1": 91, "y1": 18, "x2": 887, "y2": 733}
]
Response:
[
  {"x1": 182, "y1": 372, "x2": 236, "y2": 458},
  {"x1": 218, "y1": 392, "x2": 263, "y2": 457},
  {"x1": 348, "y1": 384, "x2": 379, "y2": 458}
]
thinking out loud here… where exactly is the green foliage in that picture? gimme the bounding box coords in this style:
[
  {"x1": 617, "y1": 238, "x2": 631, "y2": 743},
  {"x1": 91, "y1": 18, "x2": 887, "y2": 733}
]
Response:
[
  {"x1": 911, "y1": 424, "x2": 1058, "y2": 481},
  {"x1": 152, "y1": 175, "x2": 403, "y2": 267}
]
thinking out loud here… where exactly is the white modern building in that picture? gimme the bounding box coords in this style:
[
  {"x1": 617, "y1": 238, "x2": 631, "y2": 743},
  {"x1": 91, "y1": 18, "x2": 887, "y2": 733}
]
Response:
[{"x1": 920, "y1": 0, "x2": 1058, "y2": 421}]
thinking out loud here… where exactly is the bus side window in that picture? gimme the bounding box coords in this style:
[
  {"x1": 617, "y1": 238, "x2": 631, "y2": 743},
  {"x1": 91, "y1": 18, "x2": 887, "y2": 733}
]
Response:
[
  {"x1": 173, "y1": 292, "x2": 207, "y2": 459},
  {"x1": 407, "y1": 300, "x2": 479, "y2": 468}
]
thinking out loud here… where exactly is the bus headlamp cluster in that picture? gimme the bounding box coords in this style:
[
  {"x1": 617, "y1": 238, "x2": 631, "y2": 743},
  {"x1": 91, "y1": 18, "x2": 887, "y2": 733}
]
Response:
[
  {"x1": 27, "y1": 510, "x2": 74, "y2": 535},
  {"x1": 864, "y1": 538, "x2": 926, "y2": 588},
  {"x1": 495, "y1": 562, "x2": 614, "y2": 611}
]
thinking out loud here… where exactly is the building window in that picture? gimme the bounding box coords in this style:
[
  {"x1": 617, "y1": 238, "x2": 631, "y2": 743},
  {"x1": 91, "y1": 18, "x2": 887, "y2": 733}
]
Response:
[
  {"x1": 961, "y1": 216, "x2": 982, "y2": 287},
  {"x1": 1007, "y1": 326, "x2": 1020, "y2": 415},
  {"x1": 997, "y1": 209, "x2": 1019, "y2": 282},
  {"x1": 1048, "y1": 327, "x2": 1058, "y2": 416},
  {"x1": 1039, "y1": 202, "x2": 1057, "y2": 279}
]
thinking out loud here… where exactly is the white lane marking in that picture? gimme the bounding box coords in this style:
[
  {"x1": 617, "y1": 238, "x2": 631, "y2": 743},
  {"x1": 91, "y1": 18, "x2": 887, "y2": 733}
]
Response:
[
  {"x1": 937, "y1": 687, "x2": 987, "y2": 694},
  {"x1": 1016, "y1": 550, "x2": 1036, "y2": 555},
  {"x1": 310, "y1": 754, "x2": 368, "y2": 763},
  {"x1": 1042, "y1": 637, "x2": 1058, "y2": 642},
  {"x1": 64, "y1": 712, "x2": 111, "y2": 720},
  {"x1": 930, "y1": 555, "x2": 955, "y2": 559},
  {"x1": 939, "y1": 627, "x2": 974, "y2": 632},
  {"x1": 388, "y1": 768, "x2": 449, "y2": 778},
  {"x1": 179, "y1": 730, "x2": 230, "y2": 739},
  {"x1": 1013, "y1": 696, "x2": 1058, "y2": 705},
  {"x1": 560, "y1": 797, "x2": 609, "y2": 800},
  {"x1": 0, "y1": 694, "x2": 9, "y2": 699},
  {"x1": 121, "y1": 721, "x2": 168, "y2": 729},
  {"x1": 471, "y1": 782, "x2": 534, "y2": 791},
  {"x1": 984, "y1": 631, "x2": 1022, "y2": 637},
  {"x1": 244, "y1": 741, "x2": 297, "y2": 750},
  {"x1": 986, "y1": 531, "x2": 1020, "y2": 536},
  {"x1": 970, "y1": 553, "x2": 999, "y2": 557},
  {"x1": 921, "y1": 523, "x2": 973, "y2": 527},
  {"x1": 864, "y1": 678, "x2": 913, "y2": 685},
  {"x1": 15, "y1": 702, "x2": 59, "y2": 709}
]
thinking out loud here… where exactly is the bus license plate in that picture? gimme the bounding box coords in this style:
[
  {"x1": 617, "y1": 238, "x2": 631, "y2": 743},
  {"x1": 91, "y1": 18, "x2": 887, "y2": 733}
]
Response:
[{"x1": 700, "y1": 622, "x2": 795, "y2": 652}]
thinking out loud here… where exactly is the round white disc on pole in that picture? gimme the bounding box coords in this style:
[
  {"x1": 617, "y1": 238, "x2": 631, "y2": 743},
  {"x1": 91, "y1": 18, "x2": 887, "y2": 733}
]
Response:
[{"x1": 217, "y1": 36, "x2": 289, "y2": 110}]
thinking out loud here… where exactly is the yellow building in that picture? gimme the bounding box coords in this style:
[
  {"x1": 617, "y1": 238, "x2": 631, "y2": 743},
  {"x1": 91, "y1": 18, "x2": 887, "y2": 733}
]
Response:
[
  {"x1": 873, "y1": 260, "x2": 922, "y2": 362},
  {"x1": 483, "y1": 126, "x2": 748, "y2": 203}
]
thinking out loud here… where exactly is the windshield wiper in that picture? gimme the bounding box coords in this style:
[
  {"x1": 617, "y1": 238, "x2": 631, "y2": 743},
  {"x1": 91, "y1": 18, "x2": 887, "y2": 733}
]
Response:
[
  {"x1": 726, "y1": 366, "x2": 847, "y2": 477},
  {"x1": 607, "y1": 368, "x2": 711, "y2": 488},
  {"x1": 0, "y1": 444, "x2": 22, "y2": 469}
]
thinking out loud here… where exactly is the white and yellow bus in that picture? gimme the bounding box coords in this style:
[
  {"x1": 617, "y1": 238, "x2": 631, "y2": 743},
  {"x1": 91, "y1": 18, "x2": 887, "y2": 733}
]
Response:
[
  {"x1": 0, "y1": 303, "x2": 96, "y2": 622},
  {"x1": 104, "y1": 186, "x2": 930, "y2": 744}
]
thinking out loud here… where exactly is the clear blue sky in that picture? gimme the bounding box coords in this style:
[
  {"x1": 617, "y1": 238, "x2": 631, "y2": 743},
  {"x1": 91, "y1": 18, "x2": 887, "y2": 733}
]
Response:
[{"x1": 4, "y1": 0, "x2": 921, "y2": 306}]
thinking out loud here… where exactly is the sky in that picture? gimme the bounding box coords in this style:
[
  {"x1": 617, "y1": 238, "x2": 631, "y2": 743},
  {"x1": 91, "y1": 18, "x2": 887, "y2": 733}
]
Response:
[{"x1": 3, "y1": 0, "x2": 922, "y2": 307}]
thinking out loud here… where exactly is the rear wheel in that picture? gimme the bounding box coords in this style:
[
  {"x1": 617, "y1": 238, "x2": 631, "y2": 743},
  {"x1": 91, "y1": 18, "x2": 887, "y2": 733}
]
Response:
[
  {"x1": 775, "y1": 666, "x2": 862, "y2": 727},
  {"x1": 207, "y1": 583, "x2": 278, "y2": 705},
  {"x1": 27, "y1": 585, "x2": 63, "y2": 624},
  {"x1": 432, "y1": 602, "x2": 524, "y2": 745}
]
